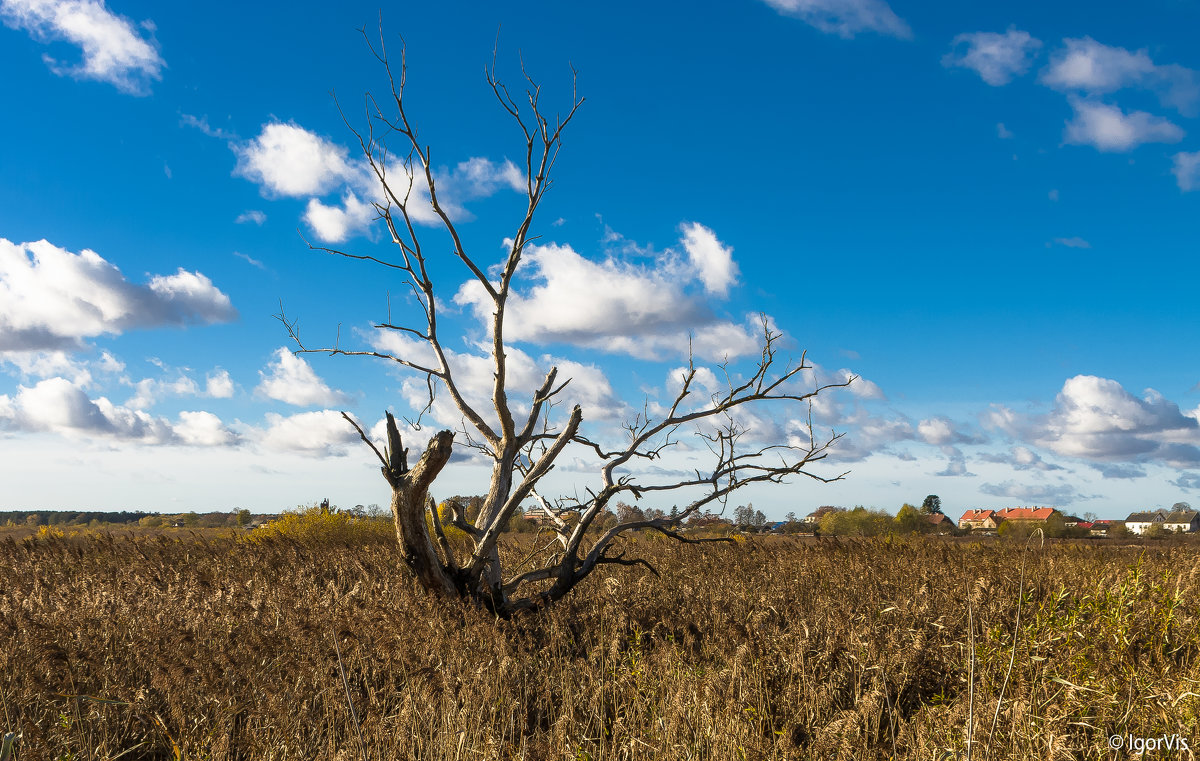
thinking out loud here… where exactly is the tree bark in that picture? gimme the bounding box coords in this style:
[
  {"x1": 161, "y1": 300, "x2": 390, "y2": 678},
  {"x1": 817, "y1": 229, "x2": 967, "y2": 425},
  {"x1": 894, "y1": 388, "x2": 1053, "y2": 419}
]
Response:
[{"x1": 390, "y1": 429, "x2": 457, "y2": 597}]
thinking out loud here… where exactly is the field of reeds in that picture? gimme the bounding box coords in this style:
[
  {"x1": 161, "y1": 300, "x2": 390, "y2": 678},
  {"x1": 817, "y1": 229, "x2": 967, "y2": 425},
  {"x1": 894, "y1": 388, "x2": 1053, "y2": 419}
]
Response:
[{"x1": 3, "y1": 526, "x2": 1200, "y2": 760}]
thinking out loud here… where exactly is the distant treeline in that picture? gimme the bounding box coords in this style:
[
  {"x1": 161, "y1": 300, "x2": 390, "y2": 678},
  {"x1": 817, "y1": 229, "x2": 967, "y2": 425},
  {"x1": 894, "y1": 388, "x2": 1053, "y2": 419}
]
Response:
[
  {"x1": 1, "y1": 510, "x2": 257, "y2": 528},
  {"x1": 1, "y1": 511, "x2": 152, "y2": 526}
]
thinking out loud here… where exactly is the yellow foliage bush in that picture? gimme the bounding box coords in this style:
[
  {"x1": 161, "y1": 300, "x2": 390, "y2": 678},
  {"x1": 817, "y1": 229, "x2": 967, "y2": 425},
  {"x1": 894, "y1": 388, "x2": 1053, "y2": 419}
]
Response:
[{"x1": 244, "y1": 506, "x2": 393, "y2": 546}]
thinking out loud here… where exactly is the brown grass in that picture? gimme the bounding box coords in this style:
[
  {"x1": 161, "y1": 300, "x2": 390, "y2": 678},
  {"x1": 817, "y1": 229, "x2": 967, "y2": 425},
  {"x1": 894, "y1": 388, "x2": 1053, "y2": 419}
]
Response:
[{"x1": 2, "y1": 532, "x2": 1199, "y2": 759}]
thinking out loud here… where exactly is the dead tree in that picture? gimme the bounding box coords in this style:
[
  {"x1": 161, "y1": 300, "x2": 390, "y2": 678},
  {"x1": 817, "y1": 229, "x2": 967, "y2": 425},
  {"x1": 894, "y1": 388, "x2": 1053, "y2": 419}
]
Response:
[{"x1": 280, "y1": 28, "x2": 853, "y2": 616}]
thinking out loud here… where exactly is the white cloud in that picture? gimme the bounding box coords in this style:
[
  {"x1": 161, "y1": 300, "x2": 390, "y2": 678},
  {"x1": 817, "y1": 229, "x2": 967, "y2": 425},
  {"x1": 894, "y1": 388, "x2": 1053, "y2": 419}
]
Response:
[
  {"x1": 1173, "y1": 151, "x2": 1200, "y2": 191},
  {"x1": 979, "y1": 446, "x2": 1063, "y2": 472},
  {"x1": 256, "y1": 348, "x2": 350, "y2": 407},
  {"x1": 175, "y1": 410, "x2": 237, "y2": 447},
  {"x1": 985, "y1": 375, "x2": 1200, "y2": 468},
  {"x1": 943, "y1": 27, "x2": 1042, "y2": 86},
  {"x1": 997, "y1": 122, "x2": 1014, "y2": 139},
  {"x1": 233, "y1": 122, "x2": 526, "y2": 243},
  {"x1": 1063, "y1": 97, "x2": 1184, "y2": 152},
  {"x1": 760, "y1": 0, "x2": 911, "y2": 39},
  {"x1": 256, "y1": 410, "x2": 359, "y2": 455},
  {"x1": 0, "y1": 238, "x2": 236, "y2": 352},
  {"x1": 1051, "y1": 236, "x2": 1091, "y2": 249},
  {"x1": 979, "y1": 480, "x2": 1083, "y2": 505},
  {"x1": 680, "y1": 222, "x2": 739, "y2": 297},
  {"x1": 235, "y1": 210, "x2": 266, "y2": 225},
  {"x1": 303, "y1": 191, "x2": 377, "y2": 244},
  {"x1": 453, "y1": 234, "x2": 761, "y2": 362},
  {"x1": 232, "y1": 251, "x2": 265, "y2": 270},
  {"x1": 127, "y1": 374, "x2": 197, "y2": 410},
  {"x1": 0, "y1": 376, "x2": 234, "y2": 446},
  {"x1": 450, "y1": 157, "x2": 525, "y2": 197},
  {"x1": 1041, "y1": 37, "x2": 1200, "y2": 114},
  {"x1": 0, "y1": 0, "x2": 163, "y2": 94},
  {"x1": 181, "y1": 114, "x2": 235, "y2": 140},
  {"x1": 918, "y1": 416, "x2": 983, "y2": 447},
  {"x1": 371, "y1": 331, "x2": 624, "y2": 432},
  {"x1": 234, "y1": 122, "x2": 360, "y2": 198},
  {"x1": 0, "y1": 349, "x2": 121, "y2": 386},
  {"x1": 205, "y1": 369, "x2": 234, "y2": 398}
]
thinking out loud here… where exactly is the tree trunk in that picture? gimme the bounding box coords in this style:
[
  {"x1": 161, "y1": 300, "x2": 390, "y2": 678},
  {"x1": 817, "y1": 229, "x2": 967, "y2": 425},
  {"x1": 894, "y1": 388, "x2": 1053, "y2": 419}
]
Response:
[{"x1": 390, "y1": 429, "x2": 457, "y2": 597}]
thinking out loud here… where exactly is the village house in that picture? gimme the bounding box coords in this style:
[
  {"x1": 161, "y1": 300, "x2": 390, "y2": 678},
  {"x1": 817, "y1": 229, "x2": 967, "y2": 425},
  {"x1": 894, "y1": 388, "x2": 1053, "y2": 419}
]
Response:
[
  {"x1": 993, "y1": 507, "x2": 1058, "y2": 523},
  {"x1": 958, "y1": 509, "x2": 1001, "y2": 531},
  {"x1": 926, "y1": 513, "x2": 954, "y2": 532},
  {"x1": 1126, "y1": 511, "x2": 1165, "y2": 534},
  {"x1": 1126, "y1": 509, "x2": 1200, "y2": 534}
]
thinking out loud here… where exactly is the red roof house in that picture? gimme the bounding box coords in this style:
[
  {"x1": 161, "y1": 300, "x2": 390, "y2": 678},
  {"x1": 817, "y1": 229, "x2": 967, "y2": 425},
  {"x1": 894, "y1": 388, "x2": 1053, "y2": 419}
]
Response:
[
  {"x1": 958, "y1": 509, "x2": 1000, "y2": 530},
  {"x1": 994, "y1": 507, "x2": 1058, "y2": 522}
]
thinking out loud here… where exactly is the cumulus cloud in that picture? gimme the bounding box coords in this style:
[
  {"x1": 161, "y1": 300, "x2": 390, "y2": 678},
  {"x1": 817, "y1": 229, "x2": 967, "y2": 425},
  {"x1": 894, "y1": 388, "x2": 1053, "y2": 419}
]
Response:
[
  {"x1": 205, "y1": 369, "x2": 234, "y2": 398},
  {"x1": 370, "y1": 331, "x2": 623, "y2": 433},
  {"x1": 984, "y1": 375, "x2": 1200, "y2": 468},
  {"x1": 0, "y1": 238, "x2": 236, "y2": 352},
  {"x1": 256, "y1": 410, "x2": 361, "y2": 455},
  {"x1": 235, "y1": 210, "x2": 266, "y2": 225},
  {"x1": 233, "y1": 122, "x2": 525, "y2": 243},
  {"x1": 918, "y1": 416, "x2": 985, "y2": 447},
  {"x1": 234, "y1": 122, "x2": 361, "y2": 198},
  {"x1": 943, "y1": 27, "x2": 1042, "y2": 86},
  {"x1": 935, "y1": 451, "x2": 975, "y2": 477},
  {"x1": 175, "y1": 410, "x2": 236, "y2": 446},
  {"x1": 1041, "y1": 37, "x2": 1200, "y2": 114},
  {"x1": 679, "y1": 222, "x2": 739, "y2": 296},
  {"x1": 759, "y1": 0, "x2": 911, "y2": 39},
  {"x1": 256, "y1": 348, "x2": 349, "y2": 407},
  {"x1": 0, "y1": 376, "x2": 235, "y2": 445},
  {"x1": 1173, "y1": 151, "x2": 1200, "y2": 192},
  {"x1": 453, "y1": 231, "x2": 760, "y2": 362},
  {"x1": 0, "y1": 0, "x2": 163, "y2": 94},
  {"x1": 302, "y1": 191, "x2": 377, "y2": 244},
  {"x1": 0, "y1": 348, "x2": 123, "y2": 387},
  {"x1": 1063, "y1": 97, "x2": 1184, "y2": 152}
]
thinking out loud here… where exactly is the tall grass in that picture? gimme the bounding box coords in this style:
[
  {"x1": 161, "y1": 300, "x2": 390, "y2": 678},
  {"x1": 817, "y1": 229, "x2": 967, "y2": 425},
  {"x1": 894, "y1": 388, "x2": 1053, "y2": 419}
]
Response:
[{"x1": 2, "y1": 534, "x2": 1198, "y2": 759}]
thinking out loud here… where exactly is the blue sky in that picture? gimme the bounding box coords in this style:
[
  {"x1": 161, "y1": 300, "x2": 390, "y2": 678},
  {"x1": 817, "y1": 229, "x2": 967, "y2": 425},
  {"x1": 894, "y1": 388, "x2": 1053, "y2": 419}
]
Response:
[{"x1": 1, "y1": 0, "x2": 1198, "y2": 519}]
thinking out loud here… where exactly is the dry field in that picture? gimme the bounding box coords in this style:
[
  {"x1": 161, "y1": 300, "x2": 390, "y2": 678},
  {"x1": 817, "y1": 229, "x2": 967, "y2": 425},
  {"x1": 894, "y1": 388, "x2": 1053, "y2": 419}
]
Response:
[{"x1": 2, "y1": 528, "x2": 1199, "y2": 760}]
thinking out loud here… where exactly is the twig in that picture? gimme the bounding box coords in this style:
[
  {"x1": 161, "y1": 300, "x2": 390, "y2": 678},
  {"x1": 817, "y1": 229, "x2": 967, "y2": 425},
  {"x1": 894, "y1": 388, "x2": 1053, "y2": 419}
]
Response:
[
  {"x1": 333, "y1": 631, "x2": 368, "y2": 761},
  {"x1": 987, "y1": 527, "x2": 1045, "y2": 752}
]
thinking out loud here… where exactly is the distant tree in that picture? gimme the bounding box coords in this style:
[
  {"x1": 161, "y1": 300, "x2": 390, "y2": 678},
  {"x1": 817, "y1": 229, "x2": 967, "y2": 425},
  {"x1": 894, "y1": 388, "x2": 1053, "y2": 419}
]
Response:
[
  {"x1": 1144, "y1": 523, "x2": 1167, "y2": 540},
  {"x1": 236, "y1": 509, "x2": 252, "y2": 528},
  {"x1": 785, "y1": 511, "x2": 797, "y2": 523},
  {"x1": 752, "y1": 509, "x2": 767, "y2": 528},
  {"x1": 1172, "y1": 502, "x2": 1192, "y2": 512},
  {"x1": 1108, "y1": 521, "x2": 1131, "y2": 539},
  {"x1": 811, "y1": 505, "x2": 842, "y2": 521},
  {"x1": 1082, "y1": 511, "x2": 1098, "y2": 523},
  {"x1": 894, "y1": 504, "x2": 925, "y2": 534},
  {"x1": 644, "y1": 507, "x2": 666, "y2": 521},
  {"x1": 669, "y1": 505, "x2": 679, "y2": 521},
  {"x1": 821, "y1": 506, "x2": 892, "y2": 537},
  {"x1": 1043, "y1": 513, "x2": 1068, "y2": 538},
  {"x1": 614, "y1": 502, "x2": 646, "y2": 523},
  {"x1": 921, "y1": 495, "x2": 942, "y2": 515}
]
